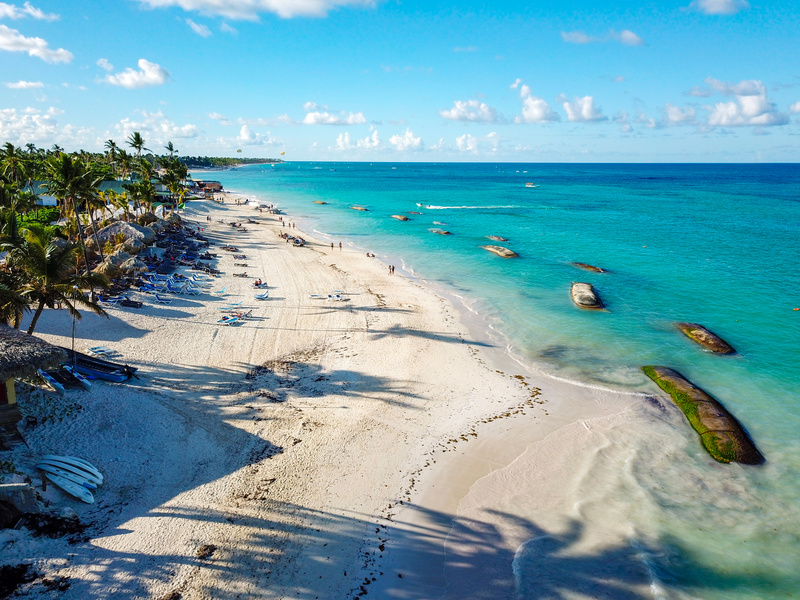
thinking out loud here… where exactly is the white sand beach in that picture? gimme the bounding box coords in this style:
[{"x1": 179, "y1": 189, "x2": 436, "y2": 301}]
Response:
[{"x1": 2, "y1": 196, "x2": 651, "y2": 599}]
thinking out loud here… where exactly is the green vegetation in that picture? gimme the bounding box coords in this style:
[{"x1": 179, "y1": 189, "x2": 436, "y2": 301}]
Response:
[
  {"x1": 0, "y1": 133, "x2": 194, "y2": 332},
  {"x1": 180, "y1": 156, "x2": 283, "y2": 169}
]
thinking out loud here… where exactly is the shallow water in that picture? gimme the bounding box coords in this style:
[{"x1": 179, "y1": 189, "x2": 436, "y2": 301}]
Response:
[{"x1": 195, "y1": 162, "x2": 800, "y2": 598}]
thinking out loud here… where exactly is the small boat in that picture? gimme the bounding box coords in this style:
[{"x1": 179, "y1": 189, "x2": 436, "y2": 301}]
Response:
[
  {"x1": 525, "y1": 182, "x2": 538, "y2": 188},
  {"x1": 60, "y1": 349, "x2": 137, "y2": 383},
  {"x1": 38, "y1": 369, "x2": 65, "y2": 394},
  {"x1": 63, "y1": 364, "x2": 93, "y2": 390}
]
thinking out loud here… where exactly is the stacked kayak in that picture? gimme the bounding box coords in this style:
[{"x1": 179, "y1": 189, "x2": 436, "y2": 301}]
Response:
[{"x1": 36, "y1": 455, "x2": 103, "y2": 504}]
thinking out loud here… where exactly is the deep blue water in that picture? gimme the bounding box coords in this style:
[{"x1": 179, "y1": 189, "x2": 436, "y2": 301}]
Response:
[{"x1": 194, "y1": 162, "x2": 800, "y2": 598}]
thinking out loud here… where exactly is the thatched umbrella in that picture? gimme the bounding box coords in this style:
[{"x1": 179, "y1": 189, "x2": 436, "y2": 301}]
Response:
[
  {"x1": 122, "y1": 238, "x2": 146, "y2": 254},
  {"x1": 107, "y1": 249, "x2": 132, "y2": 266},
  {"x1": 93, "y1": 260, "x2": 122, "y2": 279},
  {"x1": 0, "y1": 325, "x2": 67, "y2": 382},
  {"x1": 120, "y1": 257, "x2": 148, "y2": 274}
]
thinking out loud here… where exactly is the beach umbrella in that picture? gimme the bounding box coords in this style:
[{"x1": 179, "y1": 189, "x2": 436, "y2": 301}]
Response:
[
  {"x1": 120, "y1": 257, "x2": 148, "y2": 274},
  {"x1": 93, "y1": 260, "x2": 122, "y2": 279}
]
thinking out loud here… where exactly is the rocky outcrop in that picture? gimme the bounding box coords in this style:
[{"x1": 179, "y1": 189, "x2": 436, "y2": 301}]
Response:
[
  {"x1": 571, "y1": 262, "x2": 606, "y2": 273},
  {"x1": 482, "y1": 245, "x2": 518, "y2": 258},
  {"x1": 313, "y1": 201, "x2": 327, "y2": 205},
  {"x1": 676, "y1": 323, "x2": 735, "y2": 354},
  {"x1": 642, "y1": 366, "x2": 764, "y2": 465},
  {"x1": 487, "y1": 235, "x2": 508, "y2": 242},
  {"x1": 350, "y1": 206, "x2": 368, "y2": 211},
  {"x1": 570, "y1": 282, "x2": 604, "y2": 310},
  {"x1": 431, "y1": 229, "x2": 452, "y2": 235},
  {"x1": 391, "y1": 215, "x2": 409, "y2": 221}
]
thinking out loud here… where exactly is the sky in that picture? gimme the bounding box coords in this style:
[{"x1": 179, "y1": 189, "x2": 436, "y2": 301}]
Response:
[{"x1": 1, "y1": 0, "x2": 799, "y2": 162}]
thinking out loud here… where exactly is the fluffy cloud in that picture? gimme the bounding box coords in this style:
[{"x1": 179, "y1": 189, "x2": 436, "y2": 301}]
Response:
[
  {"x1": 115, "y1": 111, "x2": 199, "y2": 142},
  {"x1": 687, "y1": 0, "x2": 749, "y2": 15},
  {"x1": 336, "y1": 129, "x2": 381, "y2": 151},
  {"x1": 559, "y1": 95, "x2": 607, "y2": 122},
  {"x1": 4, "y1": 79, "x2": 42, "y2": 88},
  {"x1": 186, "y1": 18, "x2": 211, "y2": 36},
  {"x1": 0, "y1": 105, "x2": 59, "y2": 142},
  {"x1": 96, "y1": 58, "x2": 113, "y2": 71},
  {"x1": 302, "y1": 102, "x2": 366, "y2": 125},
  {"x1": 561, "y1": 29, "x2": 644, "y2": 46},
  {"x1": 455, "y1": 133, "x2": 478, "y2": 153},
  {"x1": 389, "y1": 128, "x2": 422, "y2": 152},
  {"x1": 238, "y1": 124, "x2": 277, "y2": 145},
  {"x1": 0, "y1": 24, "x2": 72, "y2": 62},
  {"x1": 513, "y1": 82, "x2": 559, "y2": 123},
  {"x1": 704, "y1": 78, "x2": 788, "y2": 127},
  {"x1": 790, "y1": 102, "x2": 800, "y2": 114},
  {"x1": 208, "y1": 111, "x2": 232, "y2": 126},
  {"x1": 0, "y1": 2, "x2": 58, "y2": 21},
  {"x1": 663, "y1": 103, "x2": 697, "y2": 126},
  {"x1": 134, "y1": 0, "x2": 375, "y2": 20},
  {"x1": 104, "y1": 59, "x2": 170, "y2": 88},
  {"x1": 439, "y1": 100, "x2": 497, "y2": 122}
]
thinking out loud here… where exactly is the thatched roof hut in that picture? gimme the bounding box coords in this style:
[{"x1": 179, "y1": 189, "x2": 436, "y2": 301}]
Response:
[{"x1": 0, "y1": 325, "x2": 67, "y2": 382}]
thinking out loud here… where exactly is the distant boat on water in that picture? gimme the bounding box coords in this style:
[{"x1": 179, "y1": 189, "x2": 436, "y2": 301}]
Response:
[{"x1": 525, "y1": 182, "x2": 538, "y2": 188}]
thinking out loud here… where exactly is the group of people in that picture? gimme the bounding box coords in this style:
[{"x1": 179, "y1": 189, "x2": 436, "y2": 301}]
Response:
[{"x1": 388, "y1": 265, "x2": 395, "y2": 275}]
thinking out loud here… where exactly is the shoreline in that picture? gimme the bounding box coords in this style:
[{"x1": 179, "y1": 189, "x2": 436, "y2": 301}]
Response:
[{"x1": 5, "y1": 195, "x2": 648, "y2": 598}]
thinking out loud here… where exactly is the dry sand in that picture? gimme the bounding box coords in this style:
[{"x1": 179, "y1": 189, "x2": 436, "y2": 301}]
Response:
[{"x1": 2, "y1": 196, "x2": 647, "y2": 599}]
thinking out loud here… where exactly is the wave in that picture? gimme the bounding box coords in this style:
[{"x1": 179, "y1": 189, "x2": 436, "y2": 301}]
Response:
[{"x1": 416, "y1": 203, "x2": 522, "y2": 210}]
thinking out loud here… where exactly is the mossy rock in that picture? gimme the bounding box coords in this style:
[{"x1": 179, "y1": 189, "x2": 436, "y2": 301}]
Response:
[
  {"x1": 676, "y1": 322, "x2": 735, "y2": 354},
  {"x1": 571, "y1": 262, "x2": 606, "y2": 273},
  {"x1": 482, "y1": 245, "x2": 518, "y2": 258},
  {"x1": 642, "y1": 366, "x2": 764, "y2": 465}
]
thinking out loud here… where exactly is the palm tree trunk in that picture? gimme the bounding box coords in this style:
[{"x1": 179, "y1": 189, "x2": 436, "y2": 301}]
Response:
[
  {"x1": 70, "y1": 195, "x2": 95, "y2": 301},
  {"x1": 87, "y1": 206, "x2": 105, "y2": 263},
  {"x1": 27, "y1": 300, "x2": 46, "y2": 334}
]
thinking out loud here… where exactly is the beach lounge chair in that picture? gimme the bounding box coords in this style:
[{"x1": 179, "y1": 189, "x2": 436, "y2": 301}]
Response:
[
  {"x1": 87, "y1": 346, "x2": 114, "y2": 357},
  {"x1": 154, "y1": 294, "x2": 173, "y2": 305},
  {"x1": 217, "y1": 315, "x2": 239, "y2": 326},
  {"x1": 211, "y1": 287, "x2": 226, "y2": 296},
  {"x1": 255, "y1": 291, "x2": 269, "y2": 300},
  {"x1": 225, "y1": 301, "x2": 243, "y2": 307}
]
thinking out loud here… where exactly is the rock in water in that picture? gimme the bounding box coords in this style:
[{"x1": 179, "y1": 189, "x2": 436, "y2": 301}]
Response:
[
  {"x1": 571, "y1": 262, "x2": 606, "y2": 273},
  {"x1": 431, "y1": 229, "x2": 452, "y2": 235},
  {"x1": 391, "y1": 215, "x2": 409, "y2": 221},
  {"x1": 482, "y1": 245, "x2": 518, "y2": 258},
  {"x1": 676, "y1": 322, "x2": 735, "y2": 354},
  {"x1": 487, "y1": 235, "x2": 508, "y2": 242},
  {"x1": 313, "y1": 201, "x2": 327, "y2": 205},
  {"x1": 350, "y1": 206, "x2": 368, "y2": 211},
  {"x1": 570, "y1": 282, "x2": 604, "y2": 310},
  {"x1": 642, "y1": 366, "x2": 764, "y2": 465}
]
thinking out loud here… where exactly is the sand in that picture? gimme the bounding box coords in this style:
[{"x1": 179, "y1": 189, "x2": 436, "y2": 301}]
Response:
[{"x1": 1, "y1": 195, "x2": 648, "y2": 599}]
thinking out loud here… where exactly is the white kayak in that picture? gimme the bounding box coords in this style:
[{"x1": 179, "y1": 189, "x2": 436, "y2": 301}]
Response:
[
  {"x1": 36, "y1": 463, "x2": 97, "y2": 490},
  {"x1": 39, "y1": 456, "x2": 103, "y2": 485},
  {"x1": 42, "y1": 472, "x2": 95, "y2": 504}
]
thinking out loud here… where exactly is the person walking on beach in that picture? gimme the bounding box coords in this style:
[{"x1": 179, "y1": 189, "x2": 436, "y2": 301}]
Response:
[
  {"x1": 331, "y1": 242, "x2": 334, "y2": 250},
  {"x1": 339, "y1": 242, "x2": 342, "y2": 250}
]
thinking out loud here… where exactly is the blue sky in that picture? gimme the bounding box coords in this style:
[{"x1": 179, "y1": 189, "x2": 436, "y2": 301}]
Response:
[{"x1": 1, "y1": 0, "x2": 798, "y2": 161}]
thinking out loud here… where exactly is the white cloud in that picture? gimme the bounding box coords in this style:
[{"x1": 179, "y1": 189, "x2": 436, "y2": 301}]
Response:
[
  {"x1": 302, "y1": 102, "x2": 366, "y2": 125},
  {"x1": 439, "y1": 100, "x2": 497, "y2": 122},
  {"x1": 115, "y1": 110, "x2": 199, "y2": 143},
  {"x1": 614, "y1": 110, "x2": 632, "y2": 132},
  {"x1": 456, "y1": 133, "x2": 478, "y2": 153},
  {"x1": 509, "y1": 78, "x2": 522, "y2": 90},
  {"x1": 186, "y1": 18, "x2": 211, "y2": 37},
  {"x1": 389, "y1": 128, "x2": 422, "y2": 152},
  {"x1": 790, "y1": 102, "x2": 800, "y2": 114},
  {"x1": 663, "y1": 103, "x2": 697, "y2": 126},
  {"x1": 0, "y1": 24, "x2": 72, "y2": 62},
  {"x1": 96, "y1": 57, "x2": 113, "y2": 71},
  {"x1": 335, "y1": 129, "x2": 381, "y2": 151},
  {"x1": 513, "y1": 82, "x2": 559, "y2": 123},
  {"x1": 704, "y1": 78, "x2": 788, "y2": 127},
  {"x1": 220, "y1": 22, "x2": 237, "y2": 34},
  {"x1": 104, "y1": 58, "x2": 170, "y2": 89},
  {"x1": 561, "y1": 29, "x2": 645, "y2": 46},
  {"x1": 560, "y1": 95, "x2": 607, "y2": 122},
  {"x1": 134, "y1": 0, "x2": 376, "y2": 20},
  {"x1": 0, "y1": 2, "x2": 58, "y2": 21},
  {"x1": 0, "y1": 105, "x2": 58, "y2": 142},
  {"x1": 208, "y1": 111, "x2": 232, "y2": 126},
  {"x1": 238, "y1": 124, "x2": 276, "y2": 145},
  {"x1": 4, "y1": 79, "x2": 42, "y2": 88},
  {"x1": 687, "y1": 0, "x2": 749, "y2": 15}
]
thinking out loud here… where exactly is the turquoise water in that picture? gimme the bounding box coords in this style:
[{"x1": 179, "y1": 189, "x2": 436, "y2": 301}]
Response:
[{"x1": 195, "y1": 162, "x2": 800, "y2": 598}]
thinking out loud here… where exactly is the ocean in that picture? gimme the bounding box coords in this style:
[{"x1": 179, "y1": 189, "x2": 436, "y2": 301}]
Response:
[{"x1": 192, "y1": 162, "x2": 800, "y2": 599}]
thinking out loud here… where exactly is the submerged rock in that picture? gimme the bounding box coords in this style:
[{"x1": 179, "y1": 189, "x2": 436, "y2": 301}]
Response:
[
  {"x1": 431, "y1": 229, "x2": 452, "y2": 235},
  {"x1": 571, "y1": 262, "x2": 606, "y2": 273},
  {"x1": 676, "y1": 322, "x2": 735, "y2": 354},
  {"x1": 391, "y1": 215, "x2": 409, "y2": 221},
  {"x1": 642, "y1": 366, "x2": 764, "y2": 465},
  {"x1": 313, "y1": 201, "x2": 327, "y2": 205},
  {"x1": 350, "y1": 206, "x2": 368, "y2": 211},
  {"x1": 482, "y1": 245, "x2": 518, "y2": 258},
  {"x1": 570, "y1": 282, "x2": 604, "y2": 310},
  {"x1": 487, "y1": 235, "x2": 508, "y2": 242},
  {"x1": 409, "y1": 211, "x2": 423, "y2": 215}
]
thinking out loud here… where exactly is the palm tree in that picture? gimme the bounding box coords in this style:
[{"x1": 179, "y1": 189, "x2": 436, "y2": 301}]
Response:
[
  {"x1": 164, "y1": 141, "x2": 177, "y2": 158},
  {"x1": 6, "y1": 224, "x2": 107, "y2": 334},
  {"x1": 1, "y1": 142, "x2": 28, "y2": 189},
  {"x1": 126, "y1": 131, "x2": 148, "y2": 160},
  {"x1": 0, "y1": 271, "x2": 27, "y2": 328},
  {"x1": 41, "y1": 154, "x2": 104, "y2": 282}
]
